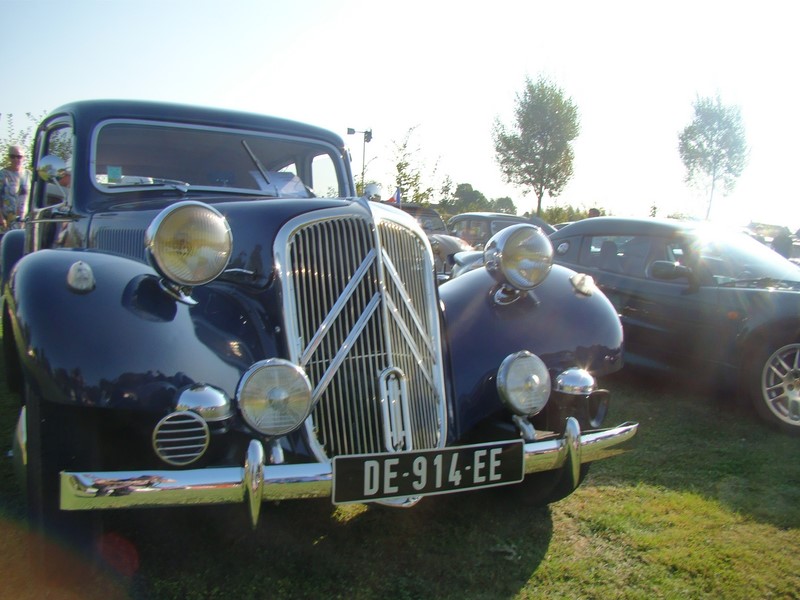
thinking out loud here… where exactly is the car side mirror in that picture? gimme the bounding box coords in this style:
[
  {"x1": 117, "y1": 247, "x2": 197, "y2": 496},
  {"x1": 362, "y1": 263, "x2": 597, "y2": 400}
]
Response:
[
  {"x1": 650, "y1": 260, "x2": 693, "y2": 280},
  {"x1": 363, "y1": 182, "x2": 382, "y2": 201},
  {"x1": 37, "y1": 155, "x2": 67, "y2": 182},
  {"x1": 37, "y1": 154, "x2": 71, "y2": 207}
]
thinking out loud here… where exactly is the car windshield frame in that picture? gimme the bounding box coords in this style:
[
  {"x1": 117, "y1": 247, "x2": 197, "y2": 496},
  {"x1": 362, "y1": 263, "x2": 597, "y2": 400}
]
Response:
[{"x1": 90, "y1": 119, "x2": 347, "y2": 199}]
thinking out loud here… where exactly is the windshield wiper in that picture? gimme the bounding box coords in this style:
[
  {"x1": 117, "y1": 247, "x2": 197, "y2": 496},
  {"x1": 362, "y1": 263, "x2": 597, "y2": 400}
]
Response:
[
  {"x1": 241, "y1": 140, "x2": 270, "y2": 185},
  {"x1": 111, "y1": 178, "x2": 190, "y2": 193}
]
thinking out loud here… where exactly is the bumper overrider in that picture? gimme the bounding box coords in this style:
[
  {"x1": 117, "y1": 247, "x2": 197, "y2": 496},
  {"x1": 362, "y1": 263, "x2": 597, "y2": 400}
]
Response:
[{"x1": 59, "y1": 418, "x2": 638, "y2": 527}]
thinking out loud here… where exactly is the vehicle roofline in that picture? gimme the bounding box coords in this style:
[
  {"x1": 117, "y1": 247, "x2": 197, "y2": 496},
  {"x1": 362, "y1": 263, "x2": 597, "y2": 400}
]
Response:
[
  {"x1": 45, "y1": 99, "x2": 346, "y2": 147},
  {"x1": 551, "y1": 216, "x2": 696, "y2": 237},
  {"x1": 449, "y1": 212, "x2": 529, "y2": 219}
]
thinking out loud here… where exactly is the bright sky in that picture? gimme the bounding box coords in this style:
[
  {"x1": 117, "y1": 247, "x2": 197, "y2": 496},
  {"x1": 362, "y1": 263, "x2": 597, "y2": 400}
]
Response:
[{"x1": 3, "y1": 0, "x2": 798, "y2": 231}]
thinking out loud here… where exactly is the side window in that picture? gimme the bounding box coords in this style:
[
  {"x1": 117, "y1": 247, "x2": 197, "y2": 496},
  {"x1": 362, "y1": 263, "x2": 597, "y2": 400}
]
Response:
[
  {"x1": 35, "y1": 124, "x2": 74, "y2": 210},
  {"x1": 451, "y1": 220, "x2": 468, "y2": 240},
  {"x1": 476, "y1": 220, "x2": 490, "y2": 242},
  {"x1": 580, "y1": 235, "x2": 652, "y2": 277},
  {"x1": 491, "y1": 220, "x2": 519, "y2": 235},
  {"x1": 310, "y1": 153, "x2": 341, "y2": 198},
  {"x1": 553, "y1": 235, "x2": 583, "y2": 265}
]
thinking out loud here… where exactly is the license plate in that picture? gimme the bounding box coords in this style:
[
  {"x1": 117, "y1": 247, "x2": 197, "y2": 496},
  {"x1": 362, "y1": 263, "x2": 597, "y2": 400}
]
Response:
[{"x1": 332, "y1": 440, "x2": 524, "y2": 504}]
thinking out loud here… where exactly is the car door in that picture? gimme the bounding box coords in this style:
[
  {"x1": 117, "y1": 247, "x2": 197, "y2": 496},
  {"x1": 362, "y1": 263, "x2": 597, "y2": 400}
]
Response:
[{"x1": 571, "y1": 233, "x2": 733, "y2": 371}]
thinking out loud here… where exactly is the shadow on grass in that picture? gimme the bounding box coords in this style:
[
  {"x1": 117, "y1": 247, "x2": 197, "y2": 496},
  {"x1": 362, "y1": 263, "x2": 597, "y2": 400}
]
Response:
[
  {"x1": 1, "y1": 432, "x2": 554, "y2": 599},
  {"x1": 593, "y1": 366, "x2": 800, "y2": 530},
  {"x1": 110, "y1": 489, "x2": 554, "y2": 599}
]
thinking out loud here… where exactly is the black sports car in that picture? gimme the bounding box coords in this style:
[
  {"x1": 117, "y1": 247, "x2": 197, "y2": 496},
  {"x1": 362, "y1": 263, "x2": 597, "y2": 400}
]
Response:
[{"x1": 550, "y1": 217, "x2": 800, "y2": 435}]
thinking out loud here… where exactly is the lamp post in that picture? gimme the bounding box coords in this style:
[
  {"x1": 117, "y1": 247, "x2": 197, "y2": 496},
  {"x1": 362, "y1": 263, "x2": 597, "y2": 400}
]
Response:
[{"x1": 346, "y1": 127, "x2": 372, "y2": 192}]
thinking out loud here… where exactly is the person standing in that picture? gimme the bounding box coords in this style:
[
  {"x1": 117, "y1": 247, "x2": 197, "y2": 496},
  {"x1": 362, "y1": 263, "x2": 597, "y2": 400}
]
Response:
[{"x1": 0, "y1": 144, "x2": 31, "y2": 230}]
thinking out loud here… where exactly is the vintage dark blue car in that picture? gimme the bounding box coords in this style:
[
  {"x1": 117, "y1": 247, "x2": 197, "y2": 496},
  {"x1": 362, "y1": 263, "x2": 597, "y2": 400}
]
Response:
[
  {"x1": 550, "y1": 216, "x2": 800, "y2": 435},
  {"x1": 1, "y1": 100, "x2": 637, "y2": 547}
]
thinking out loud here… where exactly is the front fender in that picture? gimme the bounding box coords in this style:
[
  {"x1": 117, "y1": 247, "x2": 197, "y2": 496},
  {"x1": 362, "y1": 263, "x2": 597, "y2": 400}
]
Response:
[
  {"x1": 439, "y1": 265, "x2": 623, "y2": 438},
  {"x1": 0, "y1": 229, "x2": 25, "y2": 290},
  {"x1": 6, "y1": 249, "x2": 272, "y2": 412}
]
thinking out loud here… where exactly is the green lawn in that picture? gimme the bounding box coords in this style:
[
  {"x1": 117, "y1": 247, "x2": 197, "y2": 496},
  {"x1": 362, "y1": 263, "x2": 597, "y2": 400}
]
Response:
[{"x1": 1, "y1": 360, "x2": 798, "y2": 599}]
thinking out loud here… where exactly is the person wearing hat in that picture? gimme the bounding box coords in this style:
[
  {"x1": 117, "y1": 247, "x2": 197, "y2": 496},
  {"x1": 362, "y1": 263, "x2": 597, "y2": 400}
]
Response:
[{"x1": 0, "y1": 144, "x2": 31, "y2": 230}]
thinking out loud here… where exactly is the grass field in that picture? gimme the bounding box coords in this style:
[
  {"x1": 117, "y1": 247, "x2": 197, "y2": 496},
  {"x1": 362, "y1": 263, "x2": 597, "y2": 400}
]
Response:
[{"x1": 1, "y1": 360, "x2": 798, "y2": 599}]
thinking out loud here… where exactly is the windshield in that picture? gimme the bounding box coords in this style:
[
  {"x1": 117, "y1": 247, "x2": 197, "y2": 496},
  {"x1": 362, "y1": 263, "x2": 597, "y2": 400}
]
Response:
[
  {"x1": 418, "y1": 214, "x2": 448, "y2": 234},
  {"x1": 92, "y1": 120, "x2": 345, "y2": 198},
  {"x1": 686, "y1": 227, "x2": 800, "y2": 285}
]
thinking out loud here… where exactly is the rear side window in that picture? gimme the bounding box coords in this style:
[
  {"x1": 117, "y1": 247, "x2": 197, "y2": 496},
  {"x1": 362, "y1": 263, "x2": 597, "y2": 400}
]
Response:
[{"x1": 577, "y1": 235, "x2": 654, "y2": 278}]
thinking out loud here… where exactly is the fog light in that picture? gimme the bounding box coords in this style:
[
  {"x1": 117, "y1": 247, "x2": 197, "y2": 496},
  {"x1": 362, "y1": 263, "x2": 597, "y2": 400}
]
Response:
[
  {"x1": 497, "y1": 351, "x2": 551, "y2": 416},
  {"x1": 238, "y1": 359, "x2": 313, "y2": 436}
]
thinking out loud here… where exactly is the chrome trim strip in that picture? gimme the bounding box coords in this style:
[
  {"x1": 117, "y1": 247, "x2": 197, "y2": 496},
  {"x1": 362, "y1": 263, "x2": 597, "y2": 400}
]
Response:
[{"x1": 60, "y1": 420, "x2": 638, "y2": 525}]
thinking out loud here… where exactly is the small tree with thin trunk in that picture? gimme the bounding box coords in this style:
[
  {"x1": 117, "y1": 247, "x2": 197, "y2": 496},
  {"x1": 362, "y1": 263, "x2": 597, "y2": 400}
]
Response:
[
  {"x1": 492, "y1": 76, "x2": 580, "y2": 217},
  {"x1": 389, "y1": 126, "x2": 436, "y2": 205},
  {"x1": 678, "y1": 95, "x2": 747, "y2": 219}
]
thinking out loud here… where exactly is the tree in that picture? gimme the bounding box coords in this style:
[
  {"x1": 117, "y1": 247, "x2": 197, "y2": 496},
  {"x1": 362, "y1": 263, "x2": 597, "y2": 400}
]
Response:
[
  {"x1": 0, "y1": 112, "x2": 43, "y2": 170},
  {"x1": 678, "y1": 95, "x2": 747, "y2": 219},
  {"x1": 492, "y1": 76, "x2": 580, "y2": 217},
  {"x1": 537, "y1": 204, "x2": 600, "y2": 224},
  {"x1": 388, "y1": 126, "x2": 436, "y2": 205},
  {"x1": 437, "y1": 175, "x2": 457, "y2": 212},
  {"x1": 490, "y1": 196, "x2": 516, "y2": 214},
  {"x1": 453, "y1": 183, "x2": 490, "y2": 213}
]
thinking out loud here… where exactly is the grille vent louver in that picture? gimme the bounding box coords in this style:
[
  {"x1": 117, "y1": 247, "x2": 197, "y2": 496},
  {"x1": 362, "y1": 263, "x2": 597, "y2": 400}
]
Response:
[{"x1": 153, "y1": 411, "x2": 210, "y2": 466}]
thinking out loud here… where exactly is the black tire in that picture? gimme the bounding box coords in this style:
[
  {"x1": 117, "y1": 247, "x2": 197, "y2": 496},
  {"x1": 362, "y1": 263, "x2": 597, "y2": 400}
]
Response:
[
  {"x1": 25, "y1": 382, "x2": 104, "y2": 558},
  {"x1": 748, "y1": 341, "x2": 800, "y2": 436}
]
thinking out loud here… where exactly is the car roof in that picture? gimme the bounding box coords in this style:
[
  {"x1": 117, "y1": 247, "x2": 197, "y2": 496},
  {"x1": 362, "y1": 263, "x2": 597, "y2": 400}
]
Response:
[
  {"x1": 449, "y1": 212, "x2": 528, "y2": 220},
  {"x1": 47, "y1": 99, "x2": 346, "y2": 148},
  {"x1": 396, "y1": 203, "x2": 441, "y2": 216},
  {"x1": 448, "y1": 212, "x2": 556, "y2": 234},
  {"x1": 550, "y1": 216, "x2": 696, "y2": 238}
]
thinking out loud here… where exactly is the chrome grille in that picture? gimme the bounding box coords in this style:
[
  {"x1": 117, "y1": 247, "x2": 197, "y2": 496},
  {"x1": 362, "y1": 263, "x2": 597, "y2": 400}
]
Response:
[
  {"x1": 280, "y1": 209, "x2": 445, "y2": 459},
  {"x1": 92, "y1": 227, "x2": 147, "y2": 261}
]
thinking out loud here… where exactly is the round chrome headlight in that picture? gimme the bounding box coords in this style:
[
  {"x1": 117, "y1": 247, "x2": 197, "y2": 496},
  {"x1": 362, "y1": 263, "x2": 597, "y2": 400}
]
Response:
[
  {"x1": 146, "y1": 201, "x2": 232, "y2": 286},
  {"x1": 497, "y1": 351, "x2": 551, "y2": 416},
  {"x1": 237, "y1": 359, "x2": 313, "y2": 436},
  {"x1": 484, "y1": 224, "x2": 553, "y2": 290}
]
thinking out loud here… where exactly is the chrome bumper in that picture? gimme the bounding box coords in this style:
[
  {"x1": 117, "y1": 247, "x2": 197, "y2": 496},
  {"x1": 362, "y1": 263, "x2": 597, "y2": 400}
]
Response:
[{"x1": 60, "y1": 418, "x2": 638, "y2": 527}]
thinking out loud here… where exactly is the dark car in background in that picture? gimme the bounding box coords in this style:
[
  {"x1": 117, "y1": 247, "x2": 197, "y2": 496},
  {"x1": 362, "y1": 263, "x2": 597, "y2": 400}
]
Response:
[
  {"x1": 393, "y1": 202, "x2": 471, "y2": 281},
  {"x1": 550, "y1": 217, "x2": 800, "y2": 435},
  {"x1": 449, "y1": 212, "x2": 555, "y2": 249},
  {"x1": 0, "y1": 100, "x2": 637, "y2": 553}
]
